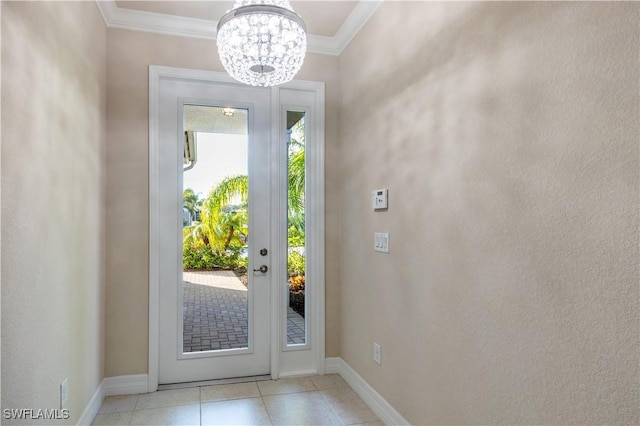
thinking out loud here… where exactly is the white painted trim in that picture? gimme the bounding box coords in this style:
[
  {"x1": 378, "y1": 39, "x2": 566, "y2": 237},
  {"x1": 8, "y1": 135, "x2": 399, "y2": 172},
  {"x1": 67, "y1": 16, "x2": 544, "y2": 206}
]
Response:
[
  {"x1": 326, "y1": 358, "x2": 410, "y2": 426},
  {"x1": 77, "y1": 374, "x2": 150, "y2": 425},
  {"x1": 275, "y1": 80, "x2": 326, "y2": 376},
  {"x1": 95, "y1": 0, "x2": 381, "y2": 56},
  {"x1": 301, "y1": 80, "x2": 326, "y2": 374},
  {"x1": 77, "y1": 380, "x2": 105, "y2": 425},
  {"x1": 103, "y1": 374, "x2": 150, "y2": 396},
  {"x1": 324, "y1": 357, "x2": 342, "y2": 375},
  {"x1": 148, "y1": 65, "x2": 160, "y2": 394},
  {"x1": 269, "y1": 86, "x2": 282, "y2": 380},
  {"x1": 332, "y1": 1, "x2": 383, "y2": 55},
  {"x1": 313, "y1": 83, "x2": 325, "y2": 374},
  {"x1": 305, "y1": 34, "x2": 339, "y2": 56},
  {"x1": 149, "y1": 66, "x2": 243, "y2": 389},
  {"x1": 96, "y1": 0, "x2": 216, "y2": 40},
  {"x1": 149, "y1": 66, "x2": 325, "y2": 385},
  {"x1": 95, "y1": 1, "x2": 110, "y2": 27}
]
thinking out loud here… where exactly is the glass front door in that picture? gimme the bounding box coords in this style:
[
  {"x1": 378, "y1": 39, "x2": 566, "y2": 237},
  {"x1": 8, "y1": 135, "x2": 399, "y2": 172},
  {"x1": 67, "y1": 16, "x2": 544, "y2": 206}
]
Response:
[{"x1": 158, "y1": 79, "x2": 271, "y2": 384}]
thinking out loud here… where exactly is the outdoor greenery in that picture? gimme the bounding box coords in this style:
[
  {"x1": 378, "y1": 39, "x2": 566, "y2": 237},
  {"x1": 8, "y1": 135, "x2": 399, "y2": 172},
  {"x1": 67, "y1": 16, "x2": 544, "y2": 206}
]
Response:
[
  {"x1": 182, "y1": 176, "x2": 249, "y2": 270},
  {"x1": 183, "y1": 244, "x2": 247, "y2": 270},
  {"x1": 183, "y1": 117, "x2": 306, "y2": 277},
  {"x1": 287, "y1": 250, "x2": 306, "y2": 277},
  {"x1": 183, "y1": 188, "x2": 202, "y2": 220}
]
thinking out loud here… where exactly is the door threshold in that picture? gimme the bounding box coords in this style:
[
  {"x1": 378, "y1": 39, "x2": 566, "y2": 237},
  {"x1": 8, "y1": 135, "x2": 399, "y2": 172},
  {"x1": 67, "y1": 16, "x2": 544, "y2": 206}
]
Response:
[{"x1": 158, "y1": 374, "x2": 272, "y2": 391}]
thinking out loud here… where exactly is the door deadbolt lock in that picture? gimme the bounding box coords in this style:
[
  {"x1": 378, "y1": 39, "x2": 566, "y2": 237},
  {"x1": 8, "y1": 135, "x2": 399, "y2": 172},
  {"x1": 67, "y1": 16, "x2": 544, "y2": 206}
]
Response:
[
  {"x1": 259, "y1": 248, "x2": 268, "y2": 256},
  {"x1": 253, "y1": 265, "x2": 268, "y2": 273}
]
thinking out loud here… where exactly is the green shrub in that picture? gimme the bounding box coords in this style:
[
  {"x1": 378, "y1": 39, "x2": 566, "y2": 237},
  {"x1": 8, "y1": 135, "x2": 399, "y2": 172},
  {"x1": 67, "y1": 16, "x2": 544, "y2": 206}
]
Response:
[
  {"x1": 183, "y1": 243, "x2": 247, "y2": 270},
  {"x1": 287, "y1": 225, "x2": 305, "y2": 247},
  {"x1": 287, "y1": 250, "x2": 305, "y2": 277}
]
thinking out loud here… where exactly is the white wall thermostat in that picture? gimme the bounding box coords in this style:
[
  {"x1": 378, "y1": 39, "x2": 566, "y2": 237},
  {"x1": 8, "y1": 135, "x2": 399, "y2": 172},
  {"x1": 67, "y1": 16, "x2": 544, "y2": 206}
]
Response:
[{"x1": 372, "y1": 189, "x2": 388, "y2": 210}]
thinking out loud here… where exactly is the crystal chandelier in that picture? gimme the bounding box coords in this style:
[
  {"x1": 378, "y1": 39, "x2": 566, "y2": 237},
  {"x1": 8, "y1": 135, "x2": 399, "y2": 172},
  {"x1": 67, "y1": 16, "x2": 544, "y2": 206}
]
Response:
[{"x1": 216, "y1": 0, "x2": 307, "y2": 87}]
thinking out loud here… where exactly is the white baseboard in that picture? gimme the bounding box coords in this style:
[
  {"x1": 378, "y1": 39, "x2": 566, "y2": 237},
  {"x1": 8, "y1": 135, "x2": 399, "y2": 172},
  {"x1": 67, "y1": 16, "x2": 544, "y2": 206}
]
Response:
[
  {"x1": 77, "y1": 380, "x2": 105, "y2": 425},
  {"x1": 83, "y1": 366, "x2": 406, "y2": 425},
  {"x1": 103, "y1": 374, "x2": 149, "y2": 396},
  {"x1": 324, "y1": 357, "x2": 409, "y2": 426},
  {"x1": 77, "y1": 374, "x2": 149, "y2": 425},
  {"x1": 324, "y1": 357, "x2": 342, "y2": 374}
]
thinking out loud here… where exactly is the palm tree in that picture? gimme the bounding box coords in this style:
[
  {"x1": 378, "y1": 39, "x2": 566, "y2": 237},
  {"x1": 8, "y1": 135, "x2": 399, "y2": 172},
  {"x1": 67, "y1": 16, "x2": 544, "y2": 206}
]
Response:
[
  {"x1": 199, "y1": 175, "x2": 248, "y2": 252},
  {"x1": 287, "y1": 119, "x2": 305, "y2": 239},
  {"x1": 218, "y1": 209, "x2": 248, "y2": 251},
  {"x1": 288, "y1": 141, "x2": 305, "y2": 227},
  {"x1": 189, "y1": 117, "x2": 306, "y2": 261}
]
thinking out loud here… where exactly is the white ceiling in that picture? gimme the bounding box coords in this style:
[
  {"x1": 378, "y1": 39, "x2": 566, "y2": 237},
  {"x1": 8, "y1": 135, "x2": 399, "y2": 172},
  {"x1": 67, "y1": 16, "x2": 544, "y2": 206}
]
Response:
[{"x1": 98, "y1": 0, "x2": 382, "y2": 55}]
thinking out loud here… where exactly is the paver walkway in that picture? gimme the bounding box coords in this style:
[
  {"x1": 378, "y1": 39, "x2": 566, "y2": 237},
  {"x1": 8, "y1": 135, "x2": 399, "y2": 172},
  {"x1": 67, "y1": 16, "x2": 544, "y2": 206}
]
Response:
[
  {"x1": 183, "y1": 270, "x2": 305, "y2": 352},
  {"x1": 286, "y1": 306, "x2": 306, "y2": 345}
]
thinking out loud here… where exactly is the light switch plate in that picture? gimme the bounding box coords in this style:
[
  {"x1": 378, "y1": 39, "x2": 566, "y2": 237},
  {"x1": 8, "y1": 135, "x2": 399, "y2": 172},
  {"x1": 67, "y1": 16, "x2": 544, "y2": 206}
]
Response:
[
  {"x1": 372, "y1": 189, "x2": 388, "y2": 210},
  {"x1": 374, "y1": 232, "x2": 389, "y2": 253}
]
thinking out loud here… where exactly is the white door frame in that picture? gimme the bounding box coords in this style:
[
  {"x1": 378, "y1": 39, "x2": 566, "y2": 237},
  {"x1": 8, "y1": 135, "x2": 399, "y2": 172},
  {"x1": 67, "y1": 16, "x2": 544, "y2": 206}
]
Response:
[{"x1": 148, "y1": 65, "x2": 325, "y2": 391}]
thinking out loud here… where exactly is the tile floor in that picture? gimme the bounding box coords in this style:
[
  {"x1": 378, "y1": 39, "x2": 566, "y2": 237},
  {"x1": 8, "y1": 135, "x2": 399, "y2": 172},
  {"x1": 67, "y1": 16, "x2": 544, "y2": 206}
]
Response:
[{"x1": 92, "y1": 375, "x2": 384, "y2": 426}]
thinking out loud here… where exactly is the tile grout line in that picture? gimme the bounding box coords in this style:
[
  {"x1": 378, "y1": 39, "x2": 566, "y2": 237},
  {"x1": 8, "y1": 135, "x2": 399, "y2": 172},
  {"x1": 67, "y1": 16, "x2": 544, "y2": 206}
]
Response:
[
  {"x1": 96, "y1": 376, "x2": 375, "y2": 426},
  {"x1": 261, "y1": 388, "x2": 275, "y2": 426},
  {"x1": 318, "y1": 387, "x2": 347, "y2": 426}
]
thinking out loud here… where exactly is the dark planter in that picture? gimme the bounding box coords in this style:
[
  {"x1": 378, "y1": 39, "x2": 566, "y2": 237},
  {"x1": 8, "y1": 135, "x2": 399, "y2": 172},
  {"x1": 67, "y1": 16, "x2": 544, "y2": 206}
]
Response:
[{"x1": 289, "y1": 290, "x2": 305, "y2": 318}]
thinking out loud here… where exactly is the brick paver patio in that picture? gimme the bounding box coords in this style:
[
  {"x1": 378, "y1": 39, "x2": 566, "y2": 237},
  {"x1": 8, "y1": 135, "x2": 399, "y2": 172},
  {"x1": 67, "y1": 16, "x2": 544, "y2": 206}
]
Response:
[{"x1": 183, "y1": 270, "x2": 305, "y2": 352}]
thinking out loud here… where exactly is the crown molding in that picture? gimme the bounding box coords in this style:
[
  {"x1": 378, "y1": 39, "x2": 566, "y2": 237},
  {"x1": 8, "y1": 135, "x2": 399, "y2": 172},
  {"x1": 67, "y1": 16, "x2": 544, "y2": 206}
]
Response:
[
  {"x1": 96, "y1": 1, "x2": 217, "y2": 40},
  {"x1": 332, "y1": 1, "x2": 382, "y2": 55},
  {"x1": 96, "y1": 0, "x2": 382, "y2": 56}
]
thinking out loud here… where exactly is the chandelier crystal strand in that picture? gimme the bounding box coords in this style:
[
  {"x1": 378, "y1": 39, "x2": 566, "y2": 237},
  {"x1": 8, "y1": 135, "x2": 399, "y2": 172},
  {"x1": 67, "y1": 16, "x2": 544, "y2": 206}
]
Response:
[{"x1": 217, "y1": 0, "x2": 307, "y2": 87}]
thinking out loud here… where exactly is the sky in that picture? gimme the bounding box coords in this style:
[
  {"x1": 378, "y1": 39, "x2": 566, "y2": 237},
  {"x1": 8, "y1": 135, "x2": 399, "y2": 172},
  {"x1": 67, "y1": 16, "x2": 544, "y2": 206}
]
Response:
[{"x1": 183, "y1": 132, "x2": 248, "y2": 199}]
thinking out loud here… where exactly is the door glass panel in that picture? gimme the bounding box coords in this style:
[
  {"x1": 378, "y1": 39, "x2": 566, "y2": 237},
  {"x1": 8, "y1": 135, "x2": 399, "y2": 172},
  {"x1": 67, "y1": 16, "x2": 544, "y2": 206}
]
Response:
[
  {"x1": 286, "y1": 111, "x2": 306, "y2": 346},
  {"x1": 182, "y1": 105, "x2": 250, "y2": 353}
]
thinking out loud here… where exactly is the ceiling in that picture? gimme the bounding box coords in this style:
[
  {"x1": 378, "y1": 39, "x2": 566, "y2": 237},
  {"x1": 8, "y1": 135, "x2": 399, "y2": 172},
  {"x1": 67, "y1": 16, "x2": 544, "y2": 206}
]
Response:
[
  {"x1": 99, "y1": 1, "x2": 382, "y2": 55},
  {"x1": 184, "y1": 105, "x2": 248, "y2": 135}
]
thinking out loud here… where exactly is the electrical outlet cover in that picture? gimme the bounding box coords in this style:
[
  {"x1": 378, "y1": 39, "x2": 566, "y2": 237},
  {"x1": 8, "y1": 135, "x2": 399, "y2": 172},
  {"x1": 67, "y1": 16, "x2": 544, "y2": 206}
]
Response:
[
  {"x1": 60, "y1": 378, "x2": 69, "y2": 409},
  {"x1": 373, "y1": 342, "x2": 381, "y2": 365}
]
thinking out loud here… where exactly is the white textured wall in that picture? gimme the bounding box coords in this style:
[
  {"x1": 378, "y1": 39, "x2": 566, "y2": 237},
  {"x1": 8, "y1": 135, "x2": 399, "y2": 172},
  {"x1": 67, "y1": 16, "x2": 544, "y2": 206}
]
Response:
[
  {"x1": 338, "y1": 2, "x2": 639, "y2": 424},
  {"x1": 1, "y1": 2, "x2": 106, "y2": 423}
]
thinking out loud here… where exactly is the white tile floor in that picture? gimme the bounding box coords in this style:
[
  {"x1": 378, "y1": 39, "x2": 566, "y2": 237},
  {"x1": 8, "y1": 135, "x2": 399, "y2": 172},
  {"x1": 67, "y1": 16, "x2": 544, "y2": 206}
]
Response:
[{"x1": 92, "y1": 375, "x2": 384, "y2": 426}]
